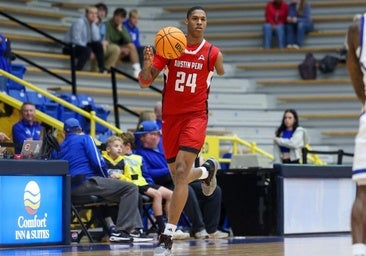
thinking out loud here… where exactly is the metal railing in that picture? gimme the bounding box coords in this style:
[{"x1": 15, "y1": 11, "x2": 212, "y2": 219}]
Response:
[
  {"x1": 110, "y1": 67, "x2": 162, "y2": 128},
  {"x1": 0, "y1": 70, "x2": 123, "y2": 139},
  {"x1": 0, "y1": 10, "x2": 77, "y2": 93}
]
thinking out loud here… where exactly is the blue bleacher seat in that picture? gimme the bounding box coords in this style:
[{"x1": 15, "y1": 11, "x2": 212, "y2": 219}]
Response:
[
  {"x1": 7, "y1": 63, "x2": 26, "y2": 91},
  {"x1": 7, "y1": 89, "x2": 27, "y2": 102},
  {"x1": 77, "y1": 94, "x2": 95, "y2": 109},
  {"x1": 43, "y1": 94, "x2": 59, "y2": 119},
  {"x1": 26, "y1": 91, "x2": 46, "y2": 111},
  {"x1": 95, "y1": 105, "x2": 111, "y2": 134},
  {"x1": 59, "y1": 92, "x2": 80, "y2": 122}
]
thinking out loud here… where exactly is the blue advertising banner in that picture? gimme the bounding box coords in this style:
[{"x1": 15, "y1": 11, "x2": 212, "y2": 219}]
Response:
[{"x1": 0, "y1": 176, "x2": 63, "y2": 244}]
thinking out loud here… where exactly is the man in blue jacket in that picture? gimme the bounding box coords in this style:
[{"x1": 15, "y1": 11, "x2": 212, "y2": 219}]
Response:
[{"x1": 55, "y1": 118, "x2": 151, "y2": 243}]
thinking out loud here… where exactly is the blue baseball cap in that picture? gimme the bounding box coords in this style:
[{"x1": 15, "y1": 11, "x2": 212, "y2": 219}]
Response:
[
  {"x1": 64, "y1": 118, "x2": 82, "y2": 132},
  {"x1": 135, "y1": 120, "x2": 160, "y2": 134}
]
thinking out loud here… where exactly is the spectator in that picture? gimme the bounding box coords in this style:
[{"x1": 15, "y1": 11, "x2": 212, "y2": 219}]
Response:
[
  {"x1": 93, "y1": 3, "x2": 120, "y2": 72},
  {"x1": 54, "y1": 118, "x2": 151, "y2": 243},
  {"x1": 273, "y1": 109, "x2": 309, "y2": 164},
  {"x1": 263, "y1": 0, "x2": 289, "y2": 49},
  {"x1": 0, "y1": 33, "x2": 13, "y2": 90},
  {"x1": 105, "y1": 8, "x2": 141, "y2": 78},
  {"x1": 118, "y1": 132, "x2": 172, "y2": 235},
  {"x1": 346, "y1": 15, "x2": 366, "y2": 256},
  {"x1": 123, "y1": 9, "x2": 145, "y2": 67},
  {"x1": 0, "y1": 33, "x2": 11, "y2": 73},
  {"x1": 63, "y1": 6, "x2": 106, "y2": 73},
  {"x1": 135, "y1": 120, "x2": 227, "y2": 240},
  {"x1": 12, "y1": 102, "x2": 43, "y2": 154},
  {"x1": 286, "y1": 0, "x2": 314, "y2": 49}
]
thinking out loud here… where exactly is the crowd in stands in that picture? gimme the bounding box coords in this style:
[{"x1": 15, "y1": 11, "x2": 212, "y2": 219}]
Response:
[
  {"x1": 62, "y1": 3, "x2": 143, "y2": 77},
  {"x1": 263, "y1": 0, "x2": 314, "y2": 49}
]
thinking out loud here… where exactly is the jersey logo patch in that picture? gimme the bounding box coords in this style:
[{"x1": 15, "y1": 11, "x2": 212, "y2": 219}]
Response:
[{"x1": 198, "y1": 55, "x2": 205, "y2": 61}]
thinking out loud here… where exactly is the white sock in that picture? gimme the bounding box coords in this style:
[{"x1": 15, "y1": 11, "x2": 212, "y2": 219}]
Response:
[
  {"x1": 353, "y1": 243, "x2": 366, "y2": 256},
  {"x1": 132, "y1": 63, "x2": 141, "y2": 77},
  {"x1": 198, "y1": 166, "x2": 208, "y2": 179},
  {"x1": 164, "y1": 223, "x2": 177, "y2": 236},
  {"x1": 132, "y1": 62, "x2": 141, "y2": 71}
]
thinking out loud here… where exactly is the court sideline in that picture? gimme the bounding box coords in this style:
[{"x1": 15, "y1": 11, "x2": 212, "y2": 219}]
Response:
[{"x1": 0, "y1": 234, "x2": 351, "y2": 255}]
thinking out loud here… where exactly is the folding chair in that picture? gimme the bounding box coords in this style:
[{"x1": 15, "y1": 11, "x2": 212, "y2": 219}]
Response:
[
  {"x1": 140, "y1": 194, "x2": 191, "y2": 234},
  {"x1": 140, "y1": 194, "x2": 160, "y2": 234},
  {"x1": 71, "y1": 195, "x2": 113, "y2": 243}
]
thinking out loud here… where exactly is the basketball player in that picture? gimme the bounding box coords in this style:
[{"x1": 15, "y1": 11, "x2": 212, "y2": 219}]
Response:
[
  {"x1": 138, "y1": 6, "x2": 225, "y2": 256},
  {"x1": 347, "y1": 14, "x2": 366, "y2": 256}
]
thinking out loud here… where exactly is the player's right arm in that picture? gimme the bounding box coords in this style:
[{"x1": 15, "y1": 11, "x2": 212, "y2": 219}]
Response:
[
  {"x1": 347, "y1": 22, "x2": 366, "y2": 104},
  {"x1": 138, "y1": 45, "x2": 161, "y2": 88}
]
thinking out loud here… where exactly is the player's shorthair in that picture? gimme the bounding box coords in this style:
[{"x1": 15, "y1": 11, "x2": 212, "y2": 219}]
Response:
[{"x1": 186, "y1": 6, "x2": 206, "y2": 18}]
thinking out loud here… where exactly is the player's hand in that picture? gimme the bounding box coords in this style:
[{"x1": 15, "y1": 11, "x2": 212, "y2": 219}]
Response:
[{"x1": 143, "y1": 45, "x2": 154, "y2": 65}]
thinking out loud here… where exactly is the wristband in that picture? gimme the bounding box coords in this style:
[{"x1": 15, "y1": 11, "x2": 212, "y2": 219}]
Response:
[{"x1": 139, "y1": 73, "x2": 153, "y2": 85}]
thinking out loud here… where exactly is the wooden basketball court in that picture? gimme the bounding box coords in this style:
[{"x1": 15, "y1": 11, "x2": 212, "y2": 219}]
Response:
[{"x1": 0, "y1": 234, "x2": 351, "y2": 255}]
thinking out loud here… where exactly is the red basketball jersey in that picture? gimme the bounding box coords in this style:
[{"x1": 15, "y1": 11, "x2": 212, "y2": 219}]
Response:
[{"x1": 152, "y1": 40, "x2": 220, "y2": 116}]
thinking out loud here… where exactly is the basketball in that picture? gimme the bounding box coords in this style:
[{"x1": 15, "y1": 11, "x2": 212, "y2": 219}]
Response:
[{"x1": 154, "y1": 26, "x2": 187, "y2": 59}]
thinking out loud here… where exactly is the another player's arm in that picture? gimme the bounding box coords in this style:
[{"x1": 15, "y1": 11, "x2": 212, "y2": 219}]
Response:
[
  {"x1": 215, "y1": 51, "x2": 225, "y2": 76},
  {"x1": 138, "y1": 45, "x2": 160, "y2": 88},
  {"x1": 347, "y1": 23, "x2": 366, "y2": 104}
]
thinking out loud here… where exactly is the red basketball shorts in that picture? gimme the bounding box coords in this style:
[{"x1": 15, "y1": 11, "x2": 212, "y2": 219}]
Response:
[{"x1": 162, "y1": 111, "x2": 208, "y2": 163}]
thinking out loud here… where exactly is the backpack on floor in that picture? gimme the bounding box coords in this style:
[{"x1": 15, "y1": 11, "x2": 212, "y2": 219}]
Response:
[
  {"x1": 298, "y1": 52, "x2": 317, "y2": 80},
  {"x1": 318, "y1": 55, "x2": 339, "y2": 73}
]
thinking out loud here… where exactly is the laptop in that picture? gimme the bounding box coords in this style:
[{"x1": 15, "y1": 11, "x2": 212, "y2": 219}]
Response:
[{"x1": 21, "y1": 140, "x2": 43, "y2": 159}]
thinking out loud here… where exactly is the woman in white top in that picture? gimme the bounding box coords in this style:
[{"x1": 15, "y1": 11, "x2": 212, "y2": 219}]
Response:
[{"x1": 273, "y1": 109, "x2": 309, "y2": 164}]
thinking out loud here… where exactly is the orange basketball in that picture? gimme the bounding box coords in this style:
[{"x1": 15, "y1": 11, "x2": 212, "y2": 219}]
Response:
[{"x1": 154, "y1": 26, "x2": 187, "y2": 59}]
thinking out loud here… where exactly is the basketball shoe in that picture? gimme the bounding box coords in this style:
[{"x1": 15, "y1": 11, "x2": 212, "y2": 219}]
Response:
[
  {"x1": 201, "y1": 157, "x2": 219, "y2": 196},
  {"x1": 129, "y1": 228, "x2": 153, "y2": 242},
  {"x1": 109, "y1": 230, "x2": 133, "y2": 243},
  {"x1": 154, "y1": 234, "x2": 173, "y2": 256}
]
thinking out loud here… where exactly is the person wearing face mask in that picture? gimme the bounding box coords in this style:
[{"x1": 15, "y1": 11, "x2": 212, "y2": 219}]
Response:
[
  {"x1": 273, "y1": 109, "x2": 309, "y2": 164},
  {"x1": 286, "y1": 0, "x2": 314, "y2": 49}
]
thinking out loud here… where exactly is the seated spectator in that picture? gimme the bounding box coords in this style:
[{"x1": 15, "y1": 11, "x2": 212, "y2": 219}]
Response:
[
  {"x1": 105, "y1": 8, "x2": 141, "y2": 77},
  {"x1": 135, "y1": 120, "x2": 228, "y2": 239},
  {"x1": 123, "y1": 9, "x2": 146, "y2": 67},
  {"x1": 63, "y1": 6, "x2": 106, "y2": 73},
  {"x1": 286, "y1": 0, "x2": 314, "y2": 49},
  {"x1": 273, "y1": 109, "x2": 309, "y2": 164},
  {"x1": 263, "y1": 0, "x2": 288, "y2": 49},
  {"x1": 118, "y1": 132, "x2": 172, "y2": 235},
  {"x1": 0, "y1": 33, "x2": 11, "y2": 73},
  {"x1": 53, "y1": 118, "x2": 151, "y2": 243},
  {"x1": 93, "y1": 3, "x2": 120, "y2": 72},
  {"x1": 12, "y1": 102, "x2": 43, "y2": 154}
]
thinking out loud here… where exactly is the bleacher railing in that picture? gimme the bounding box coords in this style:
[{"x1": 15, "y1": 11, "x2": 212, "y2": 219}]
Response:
[
  {"x1": 110, "y1": 67, "x2": 162, "y2": 128},
  {"x1": 0, "y1": 70, "x2": 123, "y2": 139},
  {"x1": 204, "y1": 134, "x2": 326, "y2": 165},
  {"x1": 0, "y1": 10, "x2": 77, "y2": 94}
]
